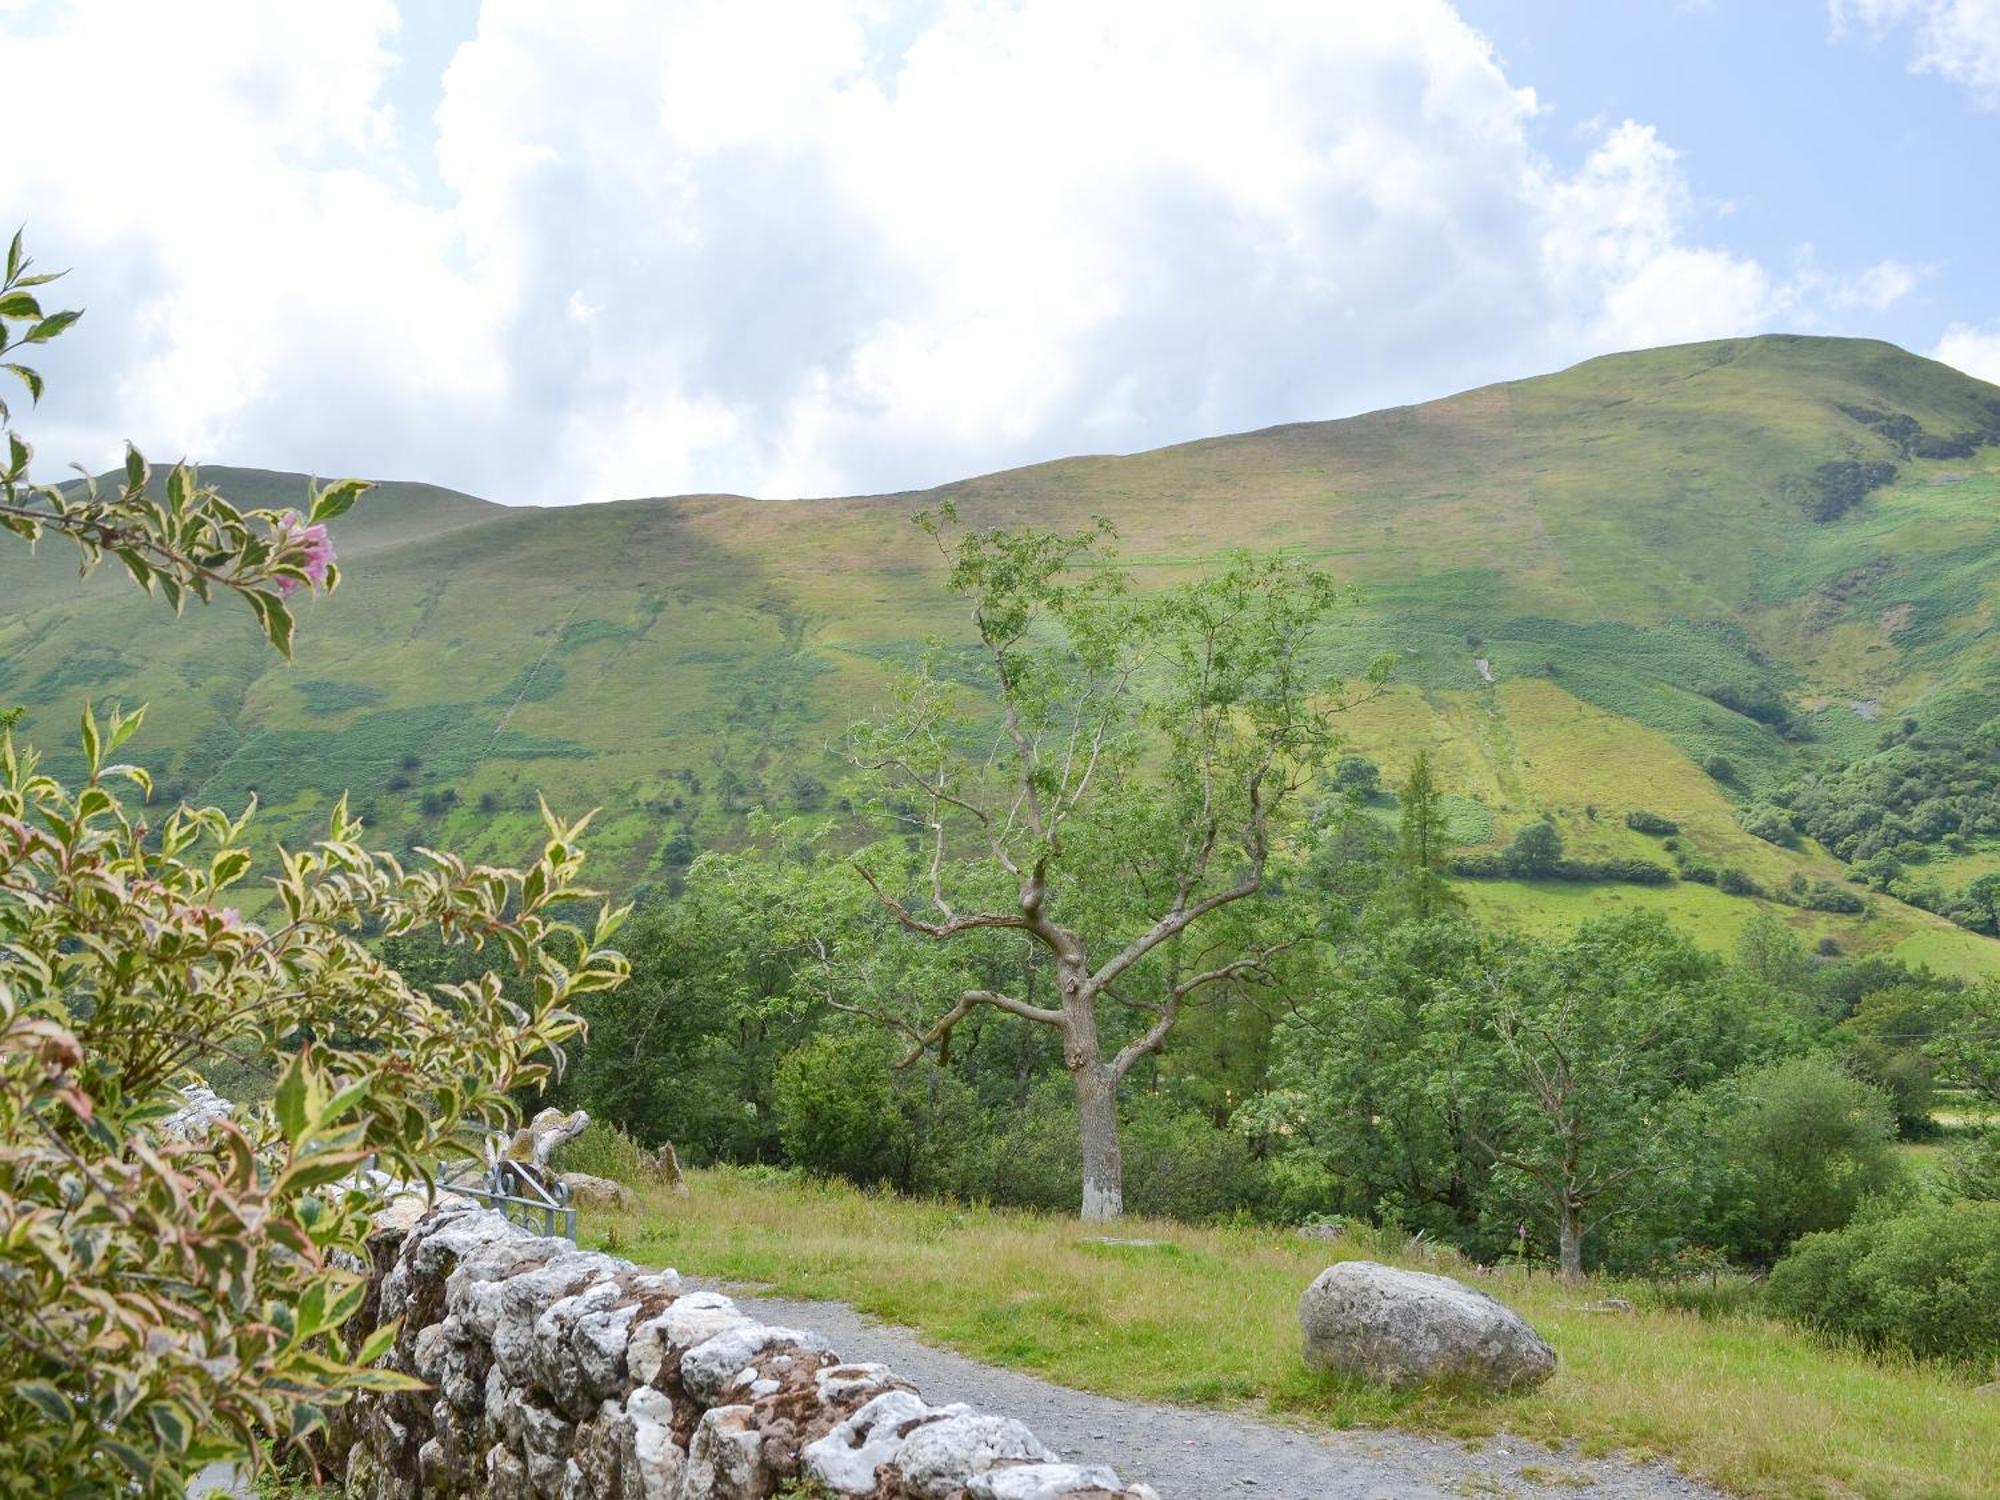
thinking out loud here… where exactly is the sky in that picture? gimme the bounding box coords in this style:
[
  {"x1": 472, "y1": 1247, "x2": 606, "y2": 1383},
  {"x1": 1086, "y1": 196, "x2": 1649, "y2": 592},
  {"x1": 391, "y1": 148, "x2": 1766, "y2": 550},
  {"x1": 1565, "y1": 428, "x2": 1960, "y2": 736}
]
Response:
[{"x1": 2, "y1": 0, "x2": 1997, "y2": 506}]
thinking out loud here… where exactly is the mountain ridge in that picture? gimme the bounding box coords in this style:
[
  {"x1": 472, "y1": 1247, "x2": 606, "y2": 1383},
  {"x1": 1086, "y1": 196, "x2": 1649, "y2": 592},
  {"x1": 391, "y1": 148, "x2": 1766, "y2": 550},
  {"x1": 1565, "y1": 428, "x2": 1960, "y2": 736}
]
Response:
[{"x1": 6, "y1": 333, "x2": 2000, "y2": 973}]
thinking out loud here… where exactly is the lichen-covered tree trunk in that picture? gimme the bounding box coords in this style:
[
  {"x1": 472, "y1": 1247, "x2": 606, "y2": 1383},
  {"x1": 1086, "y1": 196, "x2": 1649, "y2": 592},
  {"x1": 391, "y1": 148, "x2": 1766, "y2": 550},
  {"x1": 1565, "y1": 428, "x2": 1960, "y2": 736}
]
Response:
[
  {"x1": 1558, "y1": 1202, "x2": 1584, "y2": 1282},
  {"x1": 1072, "y1": 1058, "x2": 1125, "y2": 1221}
]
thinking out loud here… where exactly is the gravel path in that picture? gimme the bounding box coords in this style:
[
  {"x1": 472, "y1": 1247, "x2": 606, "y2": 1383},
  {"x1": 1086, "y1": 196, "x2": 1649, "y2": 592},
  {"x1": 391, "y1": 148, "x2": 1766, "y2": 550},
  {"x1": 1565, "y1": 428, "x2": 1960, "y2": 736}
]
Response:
[{"x1": 729, "y1": 1290, "x2": 1727, "y2": 1500}]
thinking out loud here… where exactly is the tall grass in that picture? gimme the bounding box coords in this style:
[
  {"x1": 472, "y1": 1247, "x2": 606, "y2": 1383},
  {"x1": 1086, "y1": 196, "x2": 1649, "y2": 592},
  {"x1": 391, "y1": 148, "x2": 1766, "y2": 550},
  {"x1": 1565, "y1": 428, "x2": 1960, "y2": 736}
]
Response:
[{"x1": 589, "y1": 1168, "x2": 2000, "y2": 1500}]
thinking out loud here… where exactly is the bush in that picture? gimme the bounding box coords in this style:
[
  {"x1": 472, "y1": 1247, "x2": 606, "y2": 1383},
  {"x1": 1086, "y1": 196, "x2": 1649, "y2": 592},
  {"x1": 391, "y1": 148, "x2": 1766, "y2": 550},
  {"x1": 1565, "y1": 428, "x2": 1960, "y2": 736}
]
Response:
[
  {"x1": 550, "y1": 1120, "x2": 656, "y2": 1185},
  {"x1": 1766, "y1": 1201, "x2": 2000, "y2": 1366},
  {"x1": 1703, "y1": 754, "x2": 1737, "y2": 783},
  {"x1": 1588, "y1": 857, "x2": 1675, "y2": 885},
  {"x1": 0, "y1": 243, "x2": 630, "y2": 1493},
  {"x1": 1331, "y1": 754, "x2": 1381, "y2": 797},
  {"x1": 1740, "y1": 804, "x2": 1798, "y2": 846},
  {"x1": 1501, "y1": 820, "x2": 1564, "y2": 877},
  {"x1": 772, "y1": 1030, "x2": 927, "y2": 1188},
  {"x1": 1717, "y1": 1058, "x2": 1899, "y2": 1264},
  {"x1": 1625, "y1": 809, "x2": 1680, "y2": 836},
  {"x1": 1716, "y1": 866, "x2": 1763, "y2": 897},
  {"x1": 1806, "y1": 882, "x2": 1867, "y2": 915},
  {"x1": 1942, "y1": 1127, "x2": 2000, "y2": 1203}
]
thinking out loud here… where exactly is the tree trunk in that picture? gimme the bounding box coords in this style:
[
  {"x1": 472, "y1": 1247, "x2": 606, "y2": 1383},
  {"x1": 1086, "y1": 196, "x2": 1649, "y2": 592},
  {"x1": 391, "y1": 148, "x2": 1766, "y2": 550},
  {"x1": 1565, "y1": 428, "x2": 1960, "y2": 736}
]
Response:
[
  {"x1": 1073, "y1": 1062, "x2": 1125, "y2": 1222},
  {"x1": 1557, "y1": 1202, "x2": 1583, "y2": 1283}
]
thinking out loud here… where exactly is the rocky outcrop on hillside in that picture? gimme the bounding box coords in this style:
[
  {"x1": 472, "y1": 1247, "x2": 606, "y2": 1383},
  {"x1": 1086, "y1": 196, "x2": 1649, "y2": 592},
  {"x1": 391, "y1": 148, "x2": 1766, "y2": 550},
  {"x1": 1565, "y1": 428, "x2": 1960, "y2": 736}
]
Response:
[{"x1": 330, "y1": 1203, "x2": 1155, "y2": 1500}]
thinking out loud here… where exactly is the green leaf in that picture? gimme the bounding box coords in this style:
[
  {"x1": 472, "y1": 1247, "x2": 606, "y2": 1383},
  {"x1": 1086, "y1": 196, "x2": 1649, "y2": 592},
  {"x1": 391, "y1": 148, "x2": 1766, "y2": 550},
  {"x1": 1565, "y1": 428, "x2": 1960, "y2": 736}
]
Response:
[
  {"x1": 308, "y1": 477, "x2": 369, "y2": 525},
  {"x1": 248, "y1": 589, "x2": 296, "y2": 659},
  {"x1": 0, "y1": 290, "x2": 41, "y2": 319},
  {"x1": 12, "y1": 1380, "x2": 72, "y2": 1424},
  {"x1": 78, "y1": 702, "x2": 100, "y2": 774},
  {"x1": 24, "y1": 309, "x2": 80, "y2": 343},
  {"x1": 273, "y1": 1050, "x2": 309, "y2": 1145},
  {"x1": 5, "y1": 227, "x2": 21, "y2": 281},
  {"x1": 123, "y1": 443, "x2": 146, "y2": 492},
  {"x1": 353, "y1": 1318, "x2": 401, "y2": 1367},
  {"x1": 5, "y1": 363, "x2": 42, "y2": 403},
  {"x1": 209, "y1": 847, "x2": 253, "y2": 887},
  {"x1": 274, "y1": 1150, "x2": 372, "y2": 1196}
]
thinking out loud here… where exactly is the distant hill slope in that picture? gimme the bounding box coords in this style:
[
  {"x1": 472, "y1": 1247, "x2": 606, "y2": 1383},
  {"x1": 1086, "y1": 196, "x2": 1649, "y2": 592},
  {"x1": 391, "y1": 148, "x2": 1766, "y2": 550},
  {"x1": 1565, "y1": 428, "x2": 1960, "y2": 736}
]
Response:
[{"x1": 6, "y1": 335, "x2": 2000, "y2": 972}]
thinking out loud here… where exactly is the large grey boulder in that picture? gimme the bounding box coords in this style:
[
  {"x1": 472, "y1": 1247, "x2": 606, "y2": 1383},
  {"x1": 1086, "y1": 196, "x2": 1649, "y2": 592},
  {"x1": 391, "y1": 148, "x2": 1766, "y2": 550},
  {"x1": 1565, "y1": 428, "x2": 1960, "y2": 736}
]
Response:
[{"x1": 1298, "y1": 1261, "x2": 1556, "y2": 1392}]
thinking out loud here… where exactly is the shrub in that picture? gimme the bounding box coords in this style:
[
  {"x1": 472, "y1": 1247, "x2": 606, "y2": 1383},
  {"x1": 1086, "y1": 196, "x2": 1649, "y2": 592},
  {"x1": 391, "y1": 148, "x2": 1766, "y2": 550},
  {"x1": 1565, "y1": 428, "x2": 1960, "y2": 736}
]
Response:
[
  {"x1": 1806, "y1": 882, "x2": 1867, "y2": 915},
  {"x1": 1501, "y1": 819, "x2": 1564, "y2": 877},
  {"x1": 1715, "y1": 866, "x2": 1762, "y2": 896},
  {"x1": 0, "y1": 245, "x2": 630, "y2": 1494},
  {"x1": 550, "y1": 1121, "x2": 656, "y2": 1186},
  {"x1": 1703, "y1": 754, "x2": 1737, "y2": 783},
  {"x1": 1740, "y1": 804, "x2": 1798, "y2": 846},
  {"x1": 1717, "y1": 1058, "x2": 1899, "y2": 1264},
  {"x1": 772, "y1": 1030, "x2": 980, "y2": 1194},
  {"x1": 1766, "y1": 1201, "x2": 2000, "y2": 1366},
  {"x1": 1331, "y1": 754, "x2": 1381, "y2": 797},
  {"x1": 1941, "y1": 1127, "x2": 2000, "y2": 1203},
  {"x1": 1590, "y1": 857, "x2": 1675, "y2": 885},
  {"x1": 1625, "y1": 809, "x2": 1680, "y2": 836}
]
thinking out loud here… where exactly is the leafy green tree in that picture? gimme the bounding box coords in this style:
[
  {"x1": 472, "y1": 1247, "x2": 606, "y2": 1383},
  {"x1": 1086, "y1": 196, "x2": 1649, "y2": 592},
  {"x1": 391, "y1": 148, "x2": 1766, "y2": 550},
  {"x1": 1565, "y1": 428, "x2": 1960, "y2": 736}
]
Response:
[
  {"x1": 839, "y1": 505, "x2": 1377, "y2": 1219},
  {"x1": 1331, "y1": 754, "x2": 1381, "y2": 797},
  {"x1": 1929, "y1": 980, "x2": 2000, "y2": 1107},
  {"x1": 1261, "y1": 912, "x2": 1782, "y2": 1274},
  {"x1": 1715, "y1": 1056, "x2": 1899, "y2": 1264},
  {"x1": 1251, "y1": 918, "x2": 1505, "y2": 1244},
  {"x1": 773, "y1": 1028, "x2": 968, "y2": 1190},
  {"x1": 565, "y1": 873, "x2": 810, "y2": 1164},
  {"x1": 1735, "y1": 911, "x2": 1816, "y2": 995},
  {"x1": 1501, "y1": 818, "x2": 1564, "y2": 878},
  {"x1": 1842, "y1": 982, "x2": 1945, "y2": 1137},
  {"x1": 1388, "y1": 750, "x2": 1462, "y2": 922},
  {"x1": 1474, "y1": 915, "x2": 1765, "y2": 1279},
  {"x1": 0, "y1": 238, "x2": 629, "y2": 1493}
]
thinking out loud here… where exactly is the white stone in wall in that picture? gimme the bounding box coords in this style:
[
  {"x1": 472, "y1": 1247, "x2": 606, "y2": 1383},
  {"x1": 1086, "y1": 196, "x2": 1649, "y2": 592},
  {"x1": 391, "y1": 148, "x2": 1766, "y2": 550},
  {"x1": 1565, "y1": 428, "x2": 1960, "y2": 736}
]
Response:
[
  {"x1": 677, "y1": 1322, "x2": 832, "y2": 1406},
  {"x1": 969, "y1": 1463, "x2": 1130, "y2": 1500},
  {"x1": 618, "y1": 1387, "x2": 686, "y2": 1500},
  {"x1": 684, "y1": 1405, "x2": 766, "y2": 1500},
  {"x1": 897, "y1": 1413, "x2": 1060, "y2": 1499},
  {"x1": 626, "y1": 1290, "x2": 754, "y2": 1386},
  {"x1": 801, "y1": 1389, "x2": 957, "y2": 1493}
]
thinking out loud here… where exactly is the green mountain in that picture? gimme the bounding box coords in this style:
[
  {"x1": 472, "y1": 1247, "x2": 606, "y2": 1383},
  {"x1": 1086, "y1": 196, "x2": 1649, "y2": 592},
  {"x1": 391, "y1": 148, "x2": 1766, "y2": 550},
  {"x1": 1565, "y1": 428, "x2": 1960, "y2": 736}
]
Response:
[{"x1": 7, "y1": 334, "x2": 2000, "y2": 972}]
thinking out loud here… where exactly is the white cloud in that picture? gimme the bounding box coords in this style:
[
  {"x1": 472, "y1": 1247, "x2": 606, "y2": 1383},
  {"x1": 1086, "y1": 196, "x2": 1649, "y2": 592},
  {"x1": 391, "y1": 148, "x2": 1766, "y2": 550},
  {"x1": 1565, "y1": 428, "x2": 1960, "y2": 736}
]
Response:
[
  {"x1": 1834, "y1": 0, "x2": 2000, "y2": 106},
  {"x1": 0, "y1": 1, "x2": 1933, "y2": 503},
  {"x1": 1935, "y1": 322, "x2": 2000, "y2": 382}
]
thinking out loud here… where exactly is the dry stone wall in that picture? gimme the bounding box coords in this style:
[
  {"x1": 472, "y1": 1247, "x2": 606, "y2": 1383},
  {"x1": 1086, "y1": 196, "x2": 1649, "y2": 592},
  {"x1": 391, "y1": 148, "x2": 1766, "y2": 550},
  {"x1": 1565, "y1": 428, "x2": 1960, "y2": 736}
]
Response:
[{"x1": 332, "y1": 1201, "x2": 1157, "y2": 1500}]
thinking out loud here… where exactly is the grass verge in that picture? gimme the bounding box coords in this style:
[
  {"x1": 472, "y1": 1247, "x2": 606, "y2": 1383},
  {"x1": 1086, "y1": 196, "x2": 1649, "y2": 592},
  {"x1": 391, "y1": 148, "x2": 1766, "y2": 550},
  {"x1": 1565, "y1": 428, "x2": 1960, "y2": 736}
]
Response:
[{"x1": 584, "y1": 1168, "x2": 2000, "y2": 1500}]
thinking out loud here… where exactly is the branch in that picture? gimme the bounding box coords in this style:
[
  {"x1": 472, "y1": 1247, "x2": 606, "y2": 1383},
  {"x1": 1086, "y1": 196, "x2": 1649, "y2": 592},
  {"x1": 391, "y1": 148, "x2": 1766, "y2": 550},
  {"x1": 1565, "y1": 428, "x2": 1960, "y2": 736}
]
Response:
[
  {"x1": 897, "y1": 986, "x2": 1066, "y2": 1067},
  {"x1": 853, "y1": 862, "x2": 1033, "y2": 940},
  {"x1": 1108, "y1": 940, "x2": 1299, "y2": 1079}
]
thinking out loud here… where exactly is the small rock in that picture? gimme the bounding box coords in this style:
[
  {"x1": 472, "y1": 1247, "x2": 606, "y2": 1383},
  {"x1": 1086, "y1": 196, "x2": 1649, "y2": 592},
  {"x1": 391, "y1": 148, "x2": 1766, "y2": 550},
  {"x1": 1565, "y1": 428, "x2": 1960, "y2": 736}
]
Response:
[{"x1": 560, "y1": 1172, "x2": 638, "y2": 1212}]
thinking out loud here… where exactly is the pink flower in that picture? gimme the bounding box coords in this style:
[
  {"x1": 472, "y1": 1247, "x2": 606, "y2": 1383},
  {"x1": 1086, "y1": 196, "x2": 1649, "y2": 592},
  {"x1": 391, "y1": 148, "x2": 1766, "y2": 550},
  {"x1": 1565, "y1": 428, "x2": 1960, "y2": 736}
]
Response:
[{"x1": 274, "y1": 511, "x2": 336, "y2": 597}]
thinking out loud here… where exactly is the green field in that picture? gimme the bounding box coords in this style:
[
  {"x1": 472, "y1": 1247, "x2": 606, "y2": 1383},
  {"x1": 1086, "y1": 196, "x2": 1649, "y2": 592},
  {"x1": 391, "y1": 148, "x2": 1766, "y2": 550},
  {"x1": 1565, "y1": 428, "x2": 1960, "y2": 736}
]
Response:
[{"x1": 5, "y1": 334, "x2": 2000, "y2": 966}]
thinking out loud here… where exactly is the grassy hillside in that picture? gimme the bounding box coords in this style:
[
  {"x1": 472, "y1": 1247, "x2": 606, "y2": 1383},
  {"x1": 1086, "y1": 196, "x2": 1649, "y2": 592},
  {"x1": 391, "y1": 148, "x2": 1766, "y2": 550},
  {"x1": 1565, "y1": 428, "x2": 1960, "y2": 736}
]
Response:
[{"x1": 5, "y1": 335, "x2": 2000, "y2": 967}]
